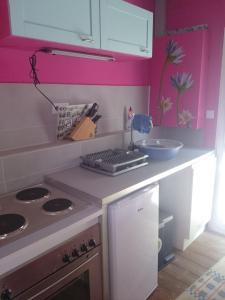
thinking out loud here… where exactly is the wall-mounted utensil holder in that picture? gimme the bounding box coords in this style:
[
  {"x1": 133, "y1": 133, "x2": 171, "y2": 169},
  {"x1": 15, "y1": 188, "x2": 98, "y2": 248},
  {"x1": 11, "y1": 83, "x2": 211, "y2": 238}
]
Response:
[
  {"x1": 56, "y1": 103, "x2": 93, "y2": 140},
  {"x1": 70, "y1": 117, "x2": 96, "y2": 141}
]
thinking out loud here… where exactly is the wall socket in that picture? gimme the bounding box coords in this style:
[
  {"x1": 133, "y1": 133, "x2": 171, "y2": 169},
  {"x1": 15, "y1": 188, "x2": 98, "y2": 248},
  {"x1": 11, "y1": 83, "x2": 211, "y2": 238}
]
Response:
[
  {"x1": 206, "y1": 110, "x2": 215, "y2": 119},
  {"x1": 52, "y1": 103, "x2": 69, "y2": 114}
]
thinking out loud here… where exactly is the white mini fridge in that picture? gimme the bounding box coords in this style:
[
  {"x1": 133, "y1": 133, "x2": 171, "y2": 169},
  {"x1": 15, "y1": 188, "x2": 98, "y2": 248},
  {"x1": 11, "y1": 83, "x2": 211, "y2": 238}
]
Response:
[{"x1": 108, "y1": 184, "x2": 159, "y2": 300}]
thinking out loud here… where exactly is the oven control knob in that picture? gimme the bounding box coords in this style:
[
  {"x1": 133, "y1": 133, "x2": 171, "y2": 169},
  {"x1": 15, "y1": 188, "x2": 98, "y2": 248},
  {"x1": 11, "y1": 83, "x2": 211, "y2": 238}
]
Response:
[
  {"x1": 1, "y1": 289, "x2": 12, "y2": 300},
  {"x1": 62, "y1": 253, "x2": 72, "y2": 263},
  {"x1": 72, "y1": 248, "x2": 80, "y2": 258},
  {"x1": 89, "y1": 239, "x2": 96, "y2": 248},
  {"x1": 80, "y1": 243, "x2": 88, "y2": 252}
]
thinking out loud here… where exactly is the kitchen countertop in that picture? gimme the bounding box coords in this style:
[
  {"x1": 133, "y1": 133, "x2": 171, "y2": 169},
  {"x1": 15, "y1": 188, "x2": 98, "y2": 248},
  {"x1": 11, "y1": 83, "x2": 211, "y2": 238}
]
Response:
[
  {"x1": 0, "y1": 147, "x2": 214, "y2": 278},
  {"x1": 46, "y1": 148, "x2": 215, "y2": 205}
]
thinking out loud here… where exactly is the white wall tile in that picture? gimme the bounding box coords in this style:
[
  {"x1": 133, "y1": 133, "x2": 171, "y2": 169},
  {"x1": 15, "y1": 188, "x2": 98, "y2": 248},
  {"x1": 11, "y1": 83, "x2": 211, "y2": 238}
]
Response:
[
  {"x1": 96, "y1": 117, "x2": 124, "y2": 134},
  {"x1": 0, "y1": 182, "x2": 6, "y2": 195},
  {"x1": 81, "y1": 133, "x2": 123, "y2": 156},
  {"x1": 0, "y1": 124, "x2": 57, "y2": 151},
  {"x1": 0, "y1": 131, "x2": 126, "y2": 195},
  {"x1": 5, "y1": 162, "x2": 76, "y2": 193},
  {"x1": 0, "y1": 159, "x2": 4, "y2": 182},
  {"x1": 0, "y1": 84, "x2": 150, "y2": 195},
  {"x1": 0, "y1": 84, "x2": 149, "y2": 151},
  {"x1": 3, "y1": 142, "x2": 82, "y2": 181}
]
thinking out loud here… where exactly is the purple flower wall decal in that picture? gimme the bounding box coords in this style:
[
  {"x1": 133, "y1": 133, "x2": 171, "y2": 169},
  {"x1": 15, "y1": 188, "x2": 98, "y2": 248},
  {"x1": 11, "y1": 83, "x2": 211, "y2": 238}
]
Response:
[
  {"x1": 157, "y1": 40, "x2": 185, "y2": 125},
  {"x1": 170, "y1": 72, "x2": 194, "y2": 125},
  {"x1": 166, "y1": 40, "x2": 186, "y2": 64},
  {"x1": 171, "y1": 72, "x2": 193, "y2": 92}
]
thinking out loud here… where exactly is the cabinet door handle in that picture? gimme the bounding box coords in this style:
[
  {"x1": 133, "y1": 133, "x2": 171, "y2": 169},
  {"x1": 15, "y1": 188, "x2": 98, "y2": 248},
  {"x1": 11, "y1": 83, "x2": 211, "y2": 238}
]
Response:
[
  {"x1": 79, "y1": 34, "x2": 95, "y2": 43},
  {"x1": 140, "y1": 46, "x2": 150, "y2": 53}
]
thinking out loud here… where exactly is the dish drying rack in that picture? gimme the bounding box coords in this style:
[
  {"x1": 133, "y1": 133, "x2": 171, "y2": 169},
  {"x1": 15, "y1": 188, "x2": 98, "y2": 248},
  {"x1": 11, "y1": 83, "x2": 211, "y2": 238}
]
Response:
[{"x1": 80, "y1": 149, "x2": 149, "y2": 176}]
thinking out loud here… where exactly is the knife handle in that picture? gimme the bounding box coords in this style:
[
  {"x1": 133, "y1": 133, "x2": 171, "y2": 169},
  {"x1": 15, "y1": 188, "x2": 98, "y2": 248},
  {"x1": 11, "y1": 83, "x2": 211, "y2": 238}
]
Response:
[
  {"x1": 86, "y1": 103, "x2": 99, "y2": 117},
  {"x1": 92, "y1": 114, "x2": 102, "y2": 123}
]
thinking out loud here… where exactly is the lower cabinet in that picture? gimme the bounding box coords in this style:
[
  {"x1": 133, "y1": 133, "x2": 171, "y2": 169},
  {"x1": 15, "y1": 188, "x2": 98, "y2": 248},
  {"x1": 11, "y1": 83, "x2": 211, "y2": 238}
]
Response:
[{"x1": 159, "y1": 154, "x2": 216, "y2": 250}]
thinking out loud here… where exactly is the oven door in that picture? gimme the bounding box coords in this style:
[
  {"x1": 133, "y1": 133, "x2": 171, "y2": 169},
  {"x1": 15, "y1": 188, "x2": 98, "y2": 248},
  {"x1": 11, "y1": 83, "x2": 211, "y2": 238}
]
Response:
[{"x1": 15, "y1": 248, "x2": 102, "y2": 300}]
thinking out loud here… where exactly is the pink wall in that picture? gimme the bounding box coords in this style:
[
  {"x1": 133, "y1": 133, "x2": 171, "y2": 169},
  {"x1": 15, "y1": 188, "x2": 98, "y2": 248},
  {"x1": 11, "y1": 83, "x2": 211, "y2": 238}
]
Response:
[
  {"x1": 0, "y1": 47, "x2": 151, "y2": 85},
  {"x1": 0, "y1": 0, "x2": 154, "y2": 86},
  {"x1": 167, "y1": 0, "x2": 225, "y2": 147}
]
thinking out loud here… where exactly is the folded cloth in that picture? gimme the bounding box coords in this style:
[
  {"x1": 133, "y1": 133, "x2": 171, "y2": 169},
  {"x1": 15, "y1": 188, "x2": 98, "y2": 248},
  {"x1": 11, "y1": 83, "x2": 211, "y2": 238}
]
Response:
[
  {"x1": 176, "y1": 256, "x2": 225, "y2": 300},
  {"x1": 132, "y1": 114, "x2": 153, "y2": 134}
]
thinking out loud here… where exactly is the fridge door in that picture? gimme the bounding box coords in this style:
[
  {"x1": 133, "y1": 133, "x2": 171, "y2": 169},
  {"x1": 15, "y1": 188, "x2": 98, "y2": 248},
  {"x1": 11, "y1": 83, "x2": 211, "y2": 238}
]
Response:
[{"x1": 108, "y1": 184, "x2": 159, "y2": 300}]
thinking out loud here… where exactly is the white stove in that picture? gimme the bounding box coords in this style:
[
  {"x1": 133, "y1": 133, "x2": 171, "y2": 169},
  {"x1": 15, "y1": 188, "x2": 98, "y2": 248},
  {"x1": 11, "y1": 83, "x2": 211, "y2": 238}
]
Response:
[{"x1": 0, "y1": 183, "x2": 89, "y2": 247}]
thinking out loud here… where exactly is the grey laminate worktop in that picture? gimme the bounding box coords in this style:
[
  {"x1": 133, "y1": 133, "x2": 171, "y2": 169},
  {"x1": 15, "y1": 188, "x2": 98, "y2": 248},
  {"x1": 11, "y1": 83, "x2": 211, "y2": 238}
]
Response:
[{"x1": 46, "y1": 148, "x2": 215, "y2": 205}]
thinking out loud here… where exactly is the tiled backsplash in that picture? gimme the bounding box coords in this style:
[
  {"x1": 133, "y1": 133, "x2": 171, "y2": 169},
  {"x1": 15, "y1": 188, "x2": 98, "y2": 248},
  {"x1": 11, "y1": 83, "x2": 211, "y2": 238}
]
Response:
[
  {"x1": 0, "y1": 83, "x2": 203, "y2": 196},
  {"x1": 0, "y1": 132, "x2": 126, "y2": 195},
  {"x1": 0, "y1": 84, "x2": 149, "y2": 151},
  {"x1": 149, "y1": 127, "x2": 204, "y2": 147},
  {"x1": 0, "y1": 84, "x2": 149, "y2": 195}
]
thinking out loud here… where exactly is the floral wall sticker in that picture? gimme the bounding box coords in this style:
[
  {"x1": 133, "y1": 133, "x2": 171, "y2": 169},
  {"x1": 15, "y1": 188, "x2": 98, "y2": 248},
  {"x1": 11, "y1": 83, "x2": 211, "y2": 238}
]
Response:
[
  {"x1": 178, "y1": 110, "x2": 194, "y2": 127},
  {"x1": 160, "y1": 96, "x2": 173, "y2": 115},
  {"x1": 170, "y1": 72, "x2": 194, "y2": 127},
  {"x1": 150, "y1": 30, "x2": 208, "y2": 129},
  {"x1": 157, "y1": 40, "x2": 185, "y2": 125},
  {"x1": 156, "y1": 39, "x2": 195, "y2": 127}
]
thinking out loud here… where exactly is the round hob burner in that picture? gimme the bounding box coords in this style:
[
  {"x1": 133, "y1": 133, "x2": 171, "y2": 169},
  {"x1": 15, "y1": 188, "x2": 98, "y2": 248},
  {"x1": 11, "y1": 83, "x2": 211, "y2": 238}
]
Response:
[
  {"x1": 0, "y1": 214, "x2": 27, "y2": 239},
  {"x1": 16, "y1": 187, "x2": 49, "y2": 202},
  {"x1": 42, "y1": 198, "x2": 73, "y2": 214}
]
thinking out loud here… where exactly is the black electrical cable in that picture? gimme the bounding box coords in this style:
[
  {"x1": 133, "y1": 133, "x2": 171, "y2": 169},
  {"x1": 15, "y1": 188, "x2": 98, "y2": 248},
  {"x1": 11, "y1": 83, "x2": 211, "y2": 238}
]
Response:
[
  {"x1": 29, "y1": 51, "x2": 58, "y2": 111},
  {"x1": 29, "y1": 53, "x2": 40, "y2": 85}
]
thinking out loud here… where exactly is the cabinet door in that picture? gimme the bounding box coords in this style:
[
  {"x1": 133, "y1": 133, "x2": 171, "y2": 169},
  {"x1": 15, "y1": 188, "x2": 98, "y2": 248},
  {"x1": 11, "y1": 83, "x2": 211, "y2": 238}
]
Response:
[
  {"x1": 100, "y1": 0, "x2": 153, "y2": 57},
  {"x1": 159, "y1": 154, "x2": 216, "y2": 251},
  {"x1": 8, "y1": 0, "x2": 100, "y2": 49},
  {"x1": 189, "y1": 155, "x2": 216, "y2": 240},
  {"x1": 159, "y1": 167, "x2": 193, "y2": 250}
]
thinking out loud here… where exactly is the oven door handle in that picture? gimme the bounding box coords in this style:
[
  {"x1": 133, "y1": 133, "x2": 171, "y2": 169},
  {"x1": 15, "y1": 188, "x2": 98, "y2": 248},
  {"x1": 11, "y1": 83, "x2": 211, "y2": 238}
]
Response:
[{"x1": 28, "y1": 252, "x2": 100, "y2": 300}]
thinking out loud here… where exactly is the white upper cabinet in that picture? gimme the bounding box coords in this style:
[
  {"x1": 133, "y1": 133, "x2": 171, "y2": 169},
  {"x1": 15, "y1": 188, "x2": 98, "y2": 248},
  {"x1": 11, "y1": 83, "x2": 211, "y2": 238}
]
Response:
[
  {"x1": 7, "y1": 0, "x2": 153, "y2": 58},
  {"x1": 8, "y1": 0, "x2": 101, "y2": 49},
  {"x1": 100, "y1": 0, "x2": 153, "y2": 57}
]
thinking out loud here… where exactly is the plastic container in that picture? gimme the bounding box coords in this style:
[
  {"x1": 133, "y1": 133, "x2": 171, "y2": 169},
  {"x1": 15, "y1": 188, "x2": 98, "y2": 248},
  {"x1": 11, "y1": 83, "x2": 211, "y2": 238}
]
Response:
[{"x1": 158, "y1": 210, "x2": 175, "y2": 270}]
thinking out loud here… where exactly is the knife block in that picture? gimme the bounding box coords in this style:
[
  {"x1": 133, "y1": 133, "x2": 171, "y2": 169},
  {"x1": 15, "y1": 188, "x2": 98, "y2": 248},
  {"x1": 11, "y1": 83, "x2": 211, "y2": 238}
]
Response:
[{"x1": 70, "y1": 117, "x2": 96, "y2": 141}]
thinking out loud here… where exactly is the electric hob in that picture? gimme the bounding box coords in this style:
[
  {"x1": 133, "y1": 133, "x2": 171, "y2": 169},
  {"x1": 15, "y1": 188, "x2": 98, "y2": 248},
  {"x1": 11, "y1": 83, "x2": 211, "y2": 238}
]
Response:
[{"x1": 0, "y1": 183, "x2": 90, "y2": 247}]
